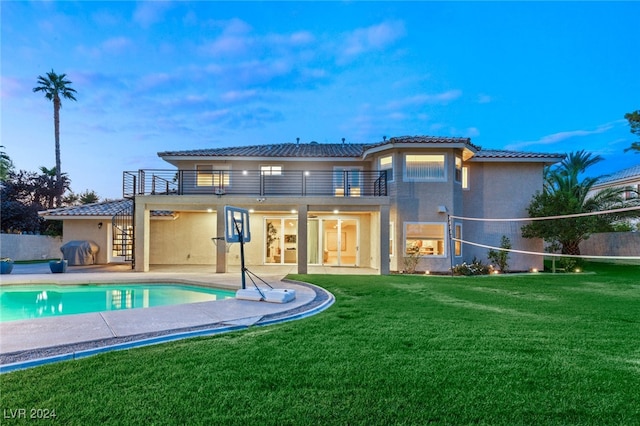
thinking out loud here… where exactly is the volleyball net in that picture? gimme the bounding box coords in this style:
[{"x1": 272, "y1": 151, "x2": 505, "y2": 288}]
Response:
[{"x1": 447, "y1": 206, "x2": 640, "y2": 268}]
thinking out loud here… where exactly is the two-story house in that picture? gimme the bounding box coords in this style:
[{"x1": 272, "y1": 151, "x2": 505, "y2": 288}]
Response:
[{"x1": 41, "y1": 136, "x2": 564, "y2": 274}]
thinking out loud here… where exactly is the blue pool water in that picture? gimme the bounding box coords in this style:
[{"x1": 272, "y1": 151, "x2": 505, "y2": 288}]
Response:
[{"x1": 0, "y1": 283, "x2": 236, "y2": 323}]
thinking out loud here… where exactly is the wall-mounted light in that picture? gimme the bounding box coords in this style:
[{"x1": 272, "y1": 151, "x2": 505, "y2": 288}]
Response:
[
  {"x1": 437, "y1": 205, "x2": 448, "y2": 213},
  {"x1": 98, "y1": 222, "x2": 103, "y2": 229}
]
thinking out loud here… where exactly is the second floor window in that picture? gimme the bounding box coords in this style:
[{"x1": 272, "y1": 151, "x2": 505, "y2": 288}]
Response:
[
  {"x1": 404, "y1": 154, "x2": 445, "y2": 181},
  {"x1": 455, "y1": 156, "x2": 462, "y2": 182},
  {"x1": 379, "y1": 155, "x2": 394, "y2": 182},
  {"x1": 196, "y1": 165, "x2": 230, "y2": 187},
  {"x1": 261, "y1": 165, "x2": 282, "y2": 176}
]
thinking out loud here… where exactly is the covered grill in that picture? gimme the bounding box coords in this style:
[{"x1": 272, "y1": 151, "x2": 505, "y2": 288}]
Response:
[{"x1": 60, "y1": 240, "x2": 100, "y2": 265}]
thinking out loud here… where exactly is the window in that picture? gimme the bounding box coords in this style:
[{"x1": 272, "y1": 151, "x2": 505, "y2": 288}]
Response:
[
  {"x1": 462, "y1": 166, "x2": 469, "y2": 190},
  {"x1": 405, "y1": 222, "x2": 446, "y2": 256},
  {"x1": 404, "y1": 154, "x2": 445, "y2": 181},
  {"x1": 624, "y1": 184, "x2": 638, "y2": 200},
  {"x1": 454, "y1": 223, "x2": 462, "y2": 257},
  {"x1": 261, "y1": 165, "x2": 282, "y2": 176},
  {"x1": 196, "y1": 165, "x2": 229, "y2": 187},
  {"x1": 455, "y1": 156, "x2": 462, "y2": 182},
  {"x1": 379, "y1": 155, "x2": 394, "y2": 182}
]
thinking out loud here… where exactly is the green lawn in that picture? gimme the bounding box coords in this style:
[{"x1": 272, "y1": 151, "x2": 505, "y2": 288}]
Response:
[{"x1": 2, "y1": 263, "x2": 639, "y2": 425}]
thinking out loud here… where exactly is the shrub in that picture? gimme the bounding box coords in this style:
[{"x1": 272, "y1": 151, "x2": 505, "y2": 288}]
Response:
[
  {"x1": 402, "y1": 249, "x2": 421, "y2": 274},
  {"x1": 451, "y1": 257, "x2": 492, "y2": 276},
  {"x1": 488, "y1": 235, "x2": 511, "y2": 272}
]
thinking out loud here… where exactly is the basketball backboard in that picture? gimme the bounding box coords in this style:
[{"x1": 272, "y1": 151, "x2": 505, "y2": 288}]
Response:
[{"x1": 224, "y1": 205, "x2": 251, "y2": 243}]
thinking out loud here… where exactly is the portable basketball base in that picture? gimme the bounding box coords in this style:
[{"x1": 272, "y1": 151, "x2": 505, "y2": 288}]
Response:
[{"x1": 224, "y1": 206, "x2": 296, "y2": 304}]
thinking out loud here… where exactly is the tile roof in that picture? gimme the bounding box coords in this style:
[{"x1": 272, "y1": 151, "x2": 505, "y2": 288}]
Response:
[
  {"x1": 158, "y1": 135, "x2": 479, "y2": 159},
  {"x1": 39, "y1": 200, "x2": 176, "y2": 218},
  {"x1": 596, "y1": 163, "x2": 640, "y2": 185},
  {"x1": 159, "y1": 143, "x2": 367, "y2": 158},
  {"x1": 471, "y1": 149, "x2": 566, "y2": 161},
  {"x1": 39, "y1": 199, "x2": 132, "y2": 217}
]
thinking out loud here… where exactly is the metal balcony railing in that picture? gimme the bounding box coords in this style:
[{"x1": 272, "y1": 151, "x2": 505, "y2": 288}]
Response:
[{"x1": 123, "y1": 169, "x2": 387, "y2": 198}]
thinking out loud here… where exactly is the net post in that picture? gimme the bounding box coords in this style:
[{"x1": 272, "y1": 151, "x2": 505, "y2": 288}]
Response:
[{"x1": 447, "y1": 213, "x2": 454, "y2": 276}]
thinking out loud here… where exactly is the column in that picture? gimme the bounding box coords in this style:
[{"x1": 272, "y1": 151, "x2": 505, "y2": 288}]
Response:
[
  {"x1": 134, "y1": 198, "x2": 150, "y2": 272},
  {"x1": 216, "y1": 208, "x2": 227, "y2": 273},
  {"x1": 297, "y1": 204, "x2": 308, "y2": 274},
  {"x1": 379, "y1": 205, "x2": 390, "y2": 275}
]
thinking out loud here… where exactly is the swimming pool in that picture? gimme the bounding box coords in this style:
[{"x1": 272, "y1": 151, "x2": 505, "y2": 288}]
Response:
[{"x1": 0, "y1": 283, "x2": 236, "y2": 323}]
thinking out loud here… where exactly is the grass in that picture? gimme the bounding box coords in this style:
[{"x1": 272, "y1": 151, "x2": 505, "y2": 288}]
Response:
[{"x1": 1, "y1": 263, "x2": 639, "y2": 425}]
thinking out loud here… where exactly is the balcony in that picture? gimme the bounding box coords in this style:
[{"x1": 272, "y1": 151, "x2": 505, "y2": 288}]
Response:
[{"x1": 123, "y1": 169, "x2": 387, "y2": 198}]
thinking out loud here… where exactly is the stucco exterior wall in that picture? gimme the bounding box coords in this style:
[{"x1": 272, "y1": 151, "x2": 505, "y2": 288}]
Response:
[
  {"x1": 0, "y1": 233, "x2": 63, "y2": 261},
  {"x1": 391, "y1": 149, "x2": 459, "y2": 272},
  {"x1": 462, "y1": 162, "x2": 544, "y2": 271},
  {"x1": 62, "y1": 219, "x2": 110, "y2": 264},
  {"x1": 150, "y1": 212, "x2": 217, "y2": 265}
]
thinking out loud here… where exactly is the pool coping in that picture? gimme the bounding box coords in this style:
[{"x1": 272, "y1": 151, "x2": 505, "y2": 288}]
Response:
[{"x1": 0, "y1": 279, "x2": 334, "y2": 373}]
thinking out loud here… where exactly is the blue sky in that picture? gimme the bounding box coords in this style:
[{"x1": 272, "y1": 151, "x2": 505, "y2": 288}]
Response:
[{"x1": 2, "y1": 1, "x2": 639, "y2": 200}]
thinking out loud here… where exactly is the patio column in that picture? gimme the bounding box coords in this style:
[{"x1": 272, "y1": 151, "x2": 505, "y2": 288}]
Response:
[
  {"x1": 297, "y1": 205, "x2": 308, "y2": 274},
  {"x1": 379, "y1": 204, "x2": 390, "y2": 275},
  {"x1": 134, "y1": 198, "x2": 150, "y2": 272},
  {"x1": 216, "y1": 208, "x2": 226, "y2": 273}
]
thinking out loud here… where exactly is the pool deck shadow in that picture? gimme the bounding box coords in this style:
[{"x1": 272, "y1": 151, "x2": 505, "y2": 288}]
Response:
[{"x1": 0, "y1": 264, "x2": 346, "y2": 371}]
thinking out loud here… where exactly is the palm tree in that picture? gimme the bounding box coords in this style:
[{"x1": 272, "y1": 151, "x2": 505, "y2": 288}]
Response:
[
  {"x1": 624, "y1": 110, "x2": 639, "y2": 153},
  {"x1": 523, "y1": 150, "x2": 637, "y2": 255},
  {"x1": 37, "y1": 166, "x2": 70, "y2": 209},
  {"x1": 0, "y1": 145, "x2": 13, "y2": 182},
  {"x1": 33, "y1": 70, "x2": 77, "y2": 206}
]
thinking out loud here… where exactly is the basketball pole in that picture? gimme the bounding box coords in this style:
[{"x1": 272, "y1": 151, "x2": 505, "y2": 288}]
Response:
[{"x1": 233, "y1": 217, "x2": 247, "y2": 289}]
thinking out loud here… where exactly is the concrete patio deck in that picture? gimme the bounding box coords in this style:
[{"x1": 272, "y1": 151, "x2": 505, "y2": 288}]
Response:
[{"x1": 0, "y1": 263, "x2": 374, "y2": 372}]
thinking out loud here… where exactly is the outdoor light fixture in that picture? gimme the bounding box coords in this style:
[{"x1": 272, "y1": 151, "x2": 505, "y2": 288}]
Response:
[
  {"x1": 333, "y1": 209, "x2": 339, "y2": 214},
  {"x1": 98, "y1": 222, "x2": 103, "y2": 229},
  {"x1": 437, "y1": 205, "x2": 448, "y2": 213}
]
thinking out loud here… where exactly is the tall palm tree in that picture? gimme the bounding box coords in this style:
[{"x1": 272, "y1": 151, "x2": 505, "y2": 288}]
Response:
[{"x1": 33, "y1": 70, "x2": 77, "y2": 206}]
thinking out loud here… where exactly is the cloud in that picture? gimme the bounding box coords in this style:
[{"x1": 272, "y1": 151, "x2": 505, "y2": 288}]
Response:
[
  {"x1": 505, "y1": 123, "x2": 615, "y2": 150},
  {"x1": 75, "y1": 36, "x2": 134, "y2": 59},
  {"x1": 385, "y1": 90, "x2": 463, "y2": 110},
  {"x1": 477, "y1": 94, "x2": 492, "y2": 104},
  {"x1": 338, "y1": 20, "x2": 406, "y2": 63},
  {"x1": 0, "y1": 76, "x2": 23, "y2": 99},
  {"x1": 220, "y1": 89, "x2": 259, "y2": 103},
  {"x1": 133, "y1": 2, "x2": 173, "y2": 28},
  {"x1": 102, "y1": 36, "x2": 133, "y2": 54}
]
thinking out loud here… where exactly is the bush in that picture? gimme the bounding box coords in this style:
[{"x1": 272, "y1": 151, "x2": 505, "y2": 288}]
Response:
[
  {"x1": 487, "y1": 235, "x2": 511, "y2": 272},
  {"x1": 451, "y1": 257, "x2": 492, "y2": 276},
  {"x1": 402, "y1": 250, "x2": 421, "y2": 274}
]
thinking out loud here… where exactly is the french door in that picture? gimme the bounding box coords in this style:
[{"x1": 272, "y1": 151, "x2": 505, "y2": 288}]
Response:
[{"x1": 309, "y1": 218, "x2": 359, "y2": 266}]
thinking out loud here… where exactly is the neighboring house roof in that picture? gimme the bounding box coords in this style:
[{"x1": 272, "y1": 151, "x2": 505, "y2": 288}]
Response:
[
  {"x1": 39, "y1": 199, "x2": 174, "y2": 219},
  {"x1": 594, "y1": 164, "x2": 640, "y2": 186},
  {"x1": 157, "y1": 136, "x2": 561, "y2": 164},
  {"x1": 470, "y1": 149, "x2": 565, "y2": 163}
]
